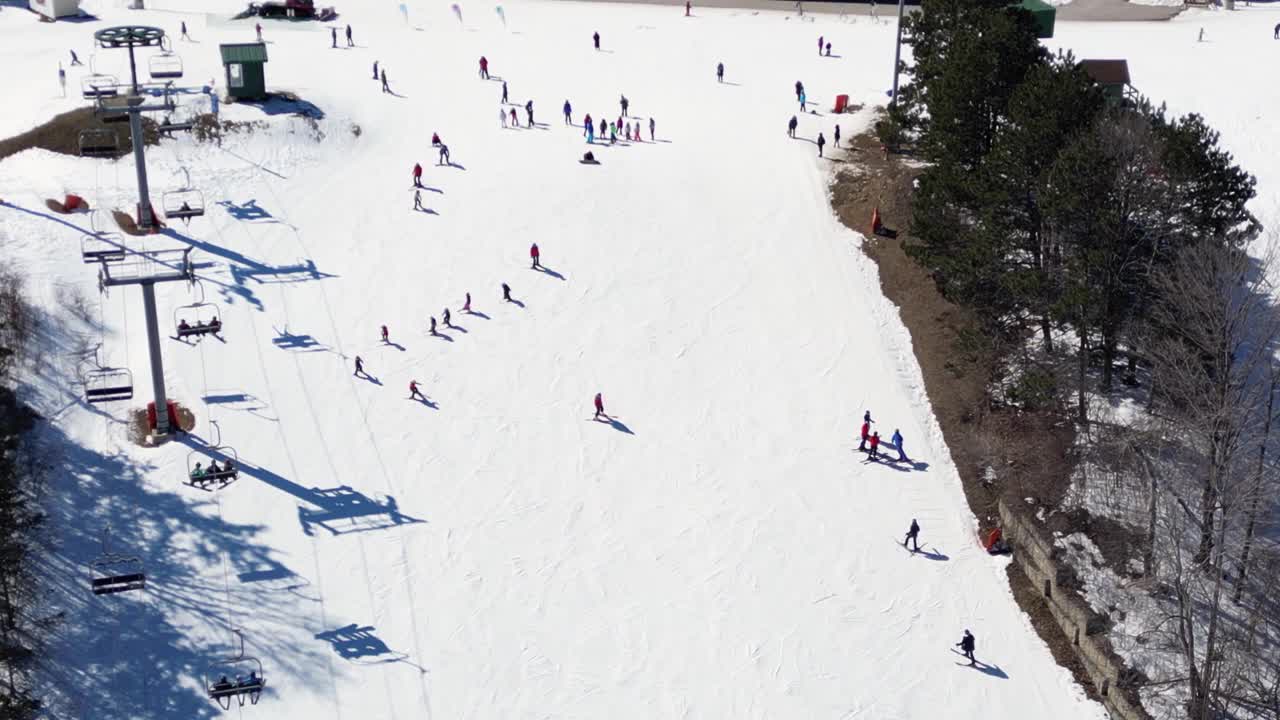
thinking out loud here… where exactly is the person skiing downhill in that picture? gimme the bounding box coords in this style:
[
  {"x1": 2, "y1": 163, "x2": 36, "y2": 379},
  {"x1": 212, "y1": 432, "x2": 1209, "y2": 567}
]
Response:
[
  {"x1": 817, "y1": 132, "x2": 826, "y2": 157},
  {"x1": 412, "y1": 163, "x2": 423, "y2": 187},
  {"x1": 594, "y1": 392, "x2": 605, "y2": 420},
  {"x1": 331, "y1": 27, "x2": 337, "y2": 48},
  {"x1": 795, "y1": 80, "x2": 804, "y2": 101},
  {"x1": 70, "y1": 49, "x2": 83, "y2": 66},
  {"x1": 525, "y1": 100, "x2": 534, "y2": 127},
  {"x1": 381, "y1": 325, "x2": 389, "y2": 343},
  {"x1": 859, "y1": 420, "x2": 871, "y2": 451},
  {"x1": 354, "y1": 356, "x2": 366, "y2": 377},
  {"x1": 443, "y1": 308, "x2": 452, "y2": 327},
  {"x1": 869, "y1": 431, "x2": 881, "y2": 459},
  {"x1": 788, "y1": 115, "x2": 798, "y2": 138},
  {"x1": 479, "y1": 56, "x2": 490, "y2": 79},
  {"x1": 891, "y1": 429, "x2": 907, "y2": 461},
  {"x1": 903, "y1": 519, "x2": 920, "y2": 552},
  {"x1": 593, "y1": 31, "x2": 601, "y2": 50},
  {"x1": 438, "y1": 144, "x2": 451, "y2": 166},
  {"x1": 429, "y1": 316, "x2": 438, "y2": 335},
  {"x1": 620, "y1": 95, "x2": 629, "y2": 116},
  {"x1": 563, "y1": 100, "x2": 572, "y2": 124},
  {"x1": 502, "y1": 283, "x2": 513, "y2": 302},
  {"x1": 649, "y1": 117, "x2": 655, "y2": 141},
  {"x1": 413, "y1": 189, "x2": 424, "y2": 211},
  {"x1": 956, "y1": 630, "x2": 976, "y2": 665},
  {"x1": 600, "y1": 118, "x2": 607, "y2": 137},
  {"x1": 510, "y1": 107, "x2": 518, "y2": 126},
  {"x1": 373, "y1": 60, "x2": 379, "y2": 80},
  {"x1": 463, "y1": 292, "x2": 472, "y2": 313},
  {"x1": 530, "y1": 243, "x2": 541, "y2": 269},
  {"x1": 181, "y1": 21, "x2": 190, "y2": 41},
  {"x1": 381, "y1": 69, "x2": 390, "y2": 93},
  {"x1": 409, "y1": 380, "x2": 426, "y2": 401},
  {"x1": 818, "y1": 35, "x2": 823, "y2": 55},
  {"x1": 346, "y1": 24, "x2": 353, "y2": 46},
  {"x1": 717, "y1": 62, "x2": 724, "y2": 82},
  {"x1": 502, "y1": 80, "x2": 509, "y2": 104},
  {"x1": 834, "y1": 124, "x2": 841, "y2": 147}
]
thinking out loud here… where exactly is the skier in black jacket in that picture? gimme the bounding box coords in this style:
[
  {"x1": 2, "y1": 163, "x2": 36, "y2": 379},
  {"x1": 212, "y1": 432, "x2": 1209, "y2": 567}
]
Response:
[{"x1": 956, "y1": 630, "x2": 976, "y2": 665}]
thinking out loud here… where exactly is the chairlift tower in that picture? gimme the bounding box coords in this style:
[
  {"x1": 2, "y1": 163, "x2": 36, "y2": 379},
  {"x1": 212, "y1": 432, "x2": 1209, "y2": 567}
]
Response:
[
  {"x1": 92, "y1": 25, "x2": 171, "y2": 231},
  {"x1": 98, "y1": 248, "x2": 194, "y2": 437}
]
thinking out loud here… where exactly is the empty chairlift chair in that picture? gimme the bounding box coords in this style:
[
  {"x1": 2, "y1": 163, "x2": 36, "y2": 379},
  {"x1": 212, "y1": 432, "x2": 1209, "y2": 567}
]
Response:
[
  {"x1": 84, "y1": 368, "x2": 133, "y2": 403},
  {"x1": 205, "y1": 630, "x2": 266, "y2": 710},
  {"x1": 81, "y1": 73, "x2": 119, "y2": 99},
  {"x1": 81, "y1": 232, "x2": 126, "y2": 263},
  {"x1": 149, "y1": 42, "x2": 184, "y2": 81},
  {"x1": 89, "y1": 532, "x2": 145, "y2": 596},
  {"x1": 78, "y1": 129, "x2": 119, "y2": 158}
]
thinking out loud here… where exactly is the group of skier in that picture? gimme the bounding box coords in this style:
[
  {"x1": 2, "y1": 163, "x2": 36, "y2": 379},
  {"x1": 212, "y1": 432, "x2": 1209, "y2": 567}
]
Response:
[{"x1": 857, "y1": 410, "x2": 908, "y2": 464}]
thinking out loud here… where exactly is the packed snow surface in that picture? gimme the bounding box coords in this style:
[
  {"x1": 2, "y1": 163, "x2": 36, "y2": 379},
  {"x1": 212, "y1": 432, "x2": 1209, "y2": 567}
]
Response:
[{"x1": 12, "y1": 1, "x2": 1275, "y2": 719}]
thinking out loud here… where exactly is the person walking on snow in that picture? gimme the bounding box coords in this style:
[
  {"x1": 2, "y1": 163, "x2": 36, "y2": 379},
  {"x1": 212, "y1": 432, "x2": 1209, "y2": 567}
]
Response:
[
  {"x1": 413, "y1": 189, "x2": 425, "y2": 211},
  {"x1": 956, "y1": 630, "x2": 976, "y2": 666},
  {"x1": 413, "y1": 163, "x2": 423, "y2": 187},
  {"x1": 501, "y1": 106, "x2": 509, "y2": 127},
  {"x1": 409, "y1": 380, "x2": 426, "y2": 401},
  {"x1": 181, "y1": 21, "x2": 190, "y2": 41},
  {"x1": 869, "y1": 431, "x2": 881, "y2": 459},
  {"x1": 525, "y1": 100, "x2": 534, "y2": 127},
  {"x1": 443, "y1": 308, "x2": 452, "y2": 327},
  {"x1": 892, "y1": 429, "x2": 907, "y2": 462},
  {"x1": 817, "y1": 132, "x2": 826, "y2": 157},
  {"x1": 620, "y1": 95, "x2": 629, "y2": 116},
  {"x1": 429, "y1": 316, "x2": 438, "y2": 335},
  {"x1": 859, "y1": 420, "x2": 871, "y2": 451},
  {"x1": 373, "y1": 61, "x2": 379, "y2": 80},
  {"x1": 835, "y1": 124, "x2": 841, "y2": 147},
  {"x1": 593, "y1": 31, "x2": 601, "y2": 50},
  {"x1": 594, "y1": 392, "x2": 606, "y2": 420},
  {"x1": 530, "y1": 243, "x2": 541, "y2": 268},
  {"x1": 510, "y1": 107, "x2": 519, "y2": 126},
  {"x1": 70, "y1": 49, "x2": 83, "y2": 66},
  {"x1": 354, "y1": 356, "x2": 366, "y2": 377},
  {"x1": 903, "y1": 519, "x2": 920, "y2": 552},
  {"x1": 717, "y1": 62, "x2": 724, "y2": 82},
  {"x1": 346, "y1": 24, "x2": 353, "y2": 46},
  {"x1": 501, "y1": 80, "x2": 509, "y2": 104},
  {"x1": 331, "y1": 27, "x2": 337, "y2": 48},
  {"x1": 788, "y1": 115, "x2": 798, "y2": 138},
  {"x1": 381, "y1": 69, "x2": 390, "y2": 93},
  {"x1": 463, "y1": 292, "x2": 472, "y2": 313},
  {"x1": 381, "y1": 325, "x2": 389, "y2": 343},
  {"x1": 502, "y1": 283, "x2": 513, "y2": 302},
  {"x1": 479, "y1": 56, "x2": 490, "y2": 79},
  {"x1": 649, "y1": 117, "x2": 655, "y2": 141},
  {"x1": 438, "y1": 144, "x2": 451, "y2": 166},
  {"x1": 563, "y1": 100, "x2": 573, "y2": 124}
]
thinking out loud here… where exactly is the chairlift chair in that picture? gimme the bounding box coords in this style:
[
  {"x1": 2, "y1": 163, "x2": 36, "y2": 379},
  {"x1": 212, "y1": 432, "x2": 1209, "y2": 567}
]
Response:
[
  {"x1": 148, "y1": 48, "x2": 184, "y2": 81},
  {"x1": 204, "y1": 630, "x2": 265, "y2": 710},
  {"x1": 81, "y1": 74, "x2": 120, "y2": 99},
  {"x1": 81, "y1": 233, "x2": 126, "y2": 263},
  {"x1": 78, "y1": 129, "x2": 119, "y2": 158},
  {"x1": 185, "y1": 446, "x2": 240, "y2": 491},
  {"x1": 89, "y1": 531, "x2": 145, "y2": 595},
  {"x1": 164, "y1": 169, "x2": 205, "y2": 222},
  {"x1": 174, "y1": 301, "x2": 222, "y2": 340},
  {"x1": 84, "y1": 367, "x2": 133, "y2": 403}
]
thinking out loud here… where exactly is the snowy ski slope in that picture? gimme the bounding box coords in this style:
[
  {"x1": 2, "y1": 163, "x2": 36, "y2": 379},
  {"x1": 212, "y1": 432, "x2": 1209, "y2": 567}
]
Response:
[{"x1": 8, "y1": 1, "x2": 1275, "y2": 718}]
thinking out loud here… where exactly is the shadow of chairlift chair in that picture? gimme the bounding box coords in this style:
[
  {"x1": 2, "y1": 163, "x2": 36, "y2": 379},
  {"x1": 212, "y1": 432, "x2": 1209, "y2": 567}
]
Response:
[
  {"x1": 81, "y1": 232, "x2": 126, "y2": 263},
  {"x1": 78, "y1": 128, "x2": 120, "y2": 158},
  {"x1": 174, "y1": 280, "x2": 222, "y2": 341},
  {"x1": 163, "y1": 168, "x2": 204, "y2": 223},
  {"x1": 89, "y1": 529, "x2": 145, "y2": 596},
  {"x1": 205, "y1": 629, "x2": 265, "y2": 710},
  {"x1": 148, "y1": 38, "x2": 183, "y2": 81}
]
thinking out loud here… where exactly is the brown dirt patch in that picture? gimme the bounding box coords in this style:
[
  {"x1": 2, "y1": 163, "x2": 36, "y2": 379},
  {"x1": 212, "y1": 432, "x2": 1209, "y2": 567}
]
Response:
[
  {"x1": 0, "y1": 106, "x2": 160, "y2": 163},
  {"x1": 127, "y1": 402, "x2": 197, "y2": 446}
]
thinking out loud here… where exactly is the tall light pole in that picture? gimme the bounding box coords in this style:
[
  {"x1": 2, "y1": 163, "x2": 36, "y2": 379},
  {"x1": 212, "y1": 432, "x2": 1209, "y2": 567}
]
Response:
[{"x1": 890, "y1": 0, "x2": 907, "y2": 111}]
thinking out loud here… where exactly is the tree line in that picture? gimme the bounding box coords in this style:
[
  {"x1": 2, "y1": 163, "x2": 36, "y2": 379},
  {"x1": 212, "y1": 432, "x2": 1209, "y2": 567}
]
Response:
[{"x1": 882, "y1": 1, "x2": 1280, "y2": 717}]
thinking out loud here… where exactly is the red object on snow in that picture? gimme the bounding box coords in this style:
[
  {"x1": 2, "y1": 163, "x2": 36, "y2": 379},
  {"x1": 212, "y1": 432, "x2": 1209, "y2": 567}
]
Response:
[
  {"x1": 64, "y1": 194, "x2": 85, "y2": 211},
  {"x1": 146, "y1": 400, "x2": 180, "y2": 431},
  {"x1": 870, "y1": 206, "x2": 883, "y2": 236},
  {"x1": 983, "y1": 528, "x2": 1002, "y2": 551},
  {"x1": 834, "y1": 94, "x2": 849, "y2": 114}
]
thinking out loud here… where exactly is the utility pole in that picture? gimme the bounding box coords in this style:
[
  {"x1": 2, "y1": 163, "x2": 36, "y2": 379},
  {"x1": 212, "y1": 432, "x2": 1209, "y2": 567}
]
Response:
[
  {"x1": 98, "y1": 250, "x2": 194, "y2": 438},
  {"x1": 890, "y1": 0, "x2": 907, "y2": 111}
]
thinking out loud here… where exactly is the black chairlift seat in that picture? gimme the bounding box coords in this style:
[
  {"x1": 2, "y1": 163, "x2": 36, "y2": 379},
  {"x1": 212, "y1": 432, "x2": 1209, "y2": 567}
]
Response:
[
  {"x1": 163, "y1": 189, "x2": 205, "y2": 221},
  {"x1": 158, "y1": 119, "x2": 195, "y2": 135},
  {"x1": 78, "y1": 129, "x2": 119, "y2": 158},
  {"x1": 81, "y1": 75, "x2": 119, "y2": 99},
  {"x1": 176, "y1": 319, "x2": 222, "y2": 338},
  {"x1": 149, "y1": 53, "x2": 184, "y2": 81},
  {"x1": 82, "y1": 233, "x2": 125, "y2": 263},
  {"x1": 84, "y1": 369, "x2": 133, "y2": 403},
  {"x1": 92, "y1": 572, "x2": 146, "y2": 595}
]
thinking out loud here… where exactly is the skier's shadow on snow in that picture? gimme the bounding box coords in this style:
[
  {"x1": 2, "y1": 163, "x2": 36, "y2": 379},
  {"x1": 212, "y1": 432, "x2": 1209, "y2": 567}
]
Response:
[
  {"x1": 721, "y1": 80, "x2": 743, "y2": 86},
  {"x1": 415, "y1": 185, "x2": 444, "y2": 194},
  {"x1": 430, "y1": 332, "x2": 454, "y2": 343},
  {"x1": 506, "y1": 299, "x2": 526, "y2": 308},
  {"x1": 356, "y1": 372, "x2": 383, "y2": 385},
  {"x1": 535, "y1": 265, "x2": 566, "y2": 281},
  {"x1": 466, "y1": 310, "x2": 491, "y2": 320},
  {"x1": 950, "y1": 651, "x2": 1008, "y2": 679},
  {"x1": 414, "y1": 207, "x2": 440, "y2": 215},
  {"x1": 443, "y1": 162, "x2": 467, "y2": 170},
  {"x1": 410, "y1": 395, "x2": 438, "y2": 409},
  {"x1": 596, "y1": 417, "x2": 634, "y2": 434},
  {"x1": 916, "y1": 546, "x2": 949, "y2": 562},
  {"x1": 383, "y1": 341, "x2": 406, "y2": 351},
  {"x1": 443, "y1": 324, "x2": 467, "y2": 334}
]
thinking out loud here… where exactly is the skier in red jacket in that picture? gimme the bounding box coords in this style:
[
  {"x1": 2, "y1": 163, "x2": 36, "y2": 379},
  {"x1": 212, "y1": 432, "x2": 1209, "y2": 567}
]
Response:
[
  {"x1": 479, "y1": 56, "x2": 489, "y2": 79},
  {"x1": 412, "y1": 163, "x2": 423, "y2": 187},
  {"x1": 381, "y1": 325, "x2": 389, "y2": 343},
  {"x1": 594, "y1": 392, "x2": 605, "y2": 420},
  {"x1": 869, "y1": 432, "x2": 881, "y2": 460},
  {"x1": 859, "y1": 421, "x2": 871, "y2": 451},
  {"x1": 530, "y1": 243, "x2": 541, "y2": 269},
  {"x1": 409, "y1": 380, "x2": 426, "y2": 401}
]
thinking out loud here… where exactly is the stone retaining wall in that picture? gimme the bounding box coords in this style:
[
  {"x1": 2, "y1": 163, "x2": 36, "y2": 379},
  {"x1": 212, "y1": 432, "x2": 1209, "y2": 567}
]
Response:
[{"x1": 997, "y1": 497, "x2": 1152, "y2": 720}]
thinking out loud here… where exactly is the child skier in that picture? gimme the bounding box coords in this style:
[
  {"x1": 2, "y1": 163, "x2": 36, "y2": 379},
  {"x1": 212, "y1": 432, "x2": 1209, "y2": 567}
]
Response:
[
  {"x1": 530, "y1": 243, "x2": 541, "y2": 269},
  {"x1": 502, "y1": 283, "x2": 513, "y2": 302},
  {"x1": 501, "y1": 106, "x2": 508, "y2": 127},
  {"x1": 859, "y1": 420, "x2": 870, "y2": 451},
  {"x1": 869, "y1": 431, "x2": 881, "y2": 460},
  {"x1": 381, "y1": 325, "x2": 389, "y2": 343},
  {"x1": 413, "y1": 189, "x2": 424, "y2": 211},
  {"x1": 903, "y1": 519, "x2": 920, "y2": 552}
]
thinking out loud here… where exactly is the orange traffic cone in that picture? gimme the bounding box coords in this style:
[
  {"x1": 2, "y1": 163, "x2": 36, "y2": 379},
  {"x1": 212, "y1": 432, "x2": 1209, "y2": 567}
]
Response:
[{"x1": 870, "y1": 206, "x2": 882, "y2": 236}]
